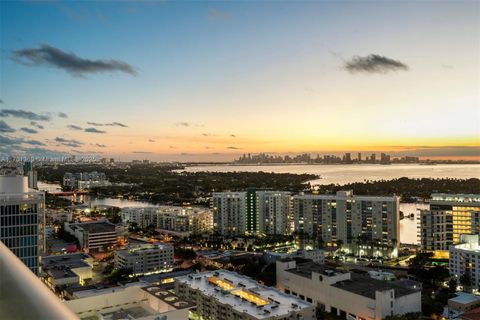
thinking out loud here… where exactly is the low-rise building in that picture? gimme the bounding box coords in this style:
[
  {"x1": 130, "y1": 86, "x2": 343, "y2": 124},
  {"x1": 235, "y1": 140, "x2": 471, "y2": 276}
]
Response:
[
  {"x1": 450, "y1": 234, "x2": 480, "y2": 293},
  {"x1": 114, "y1": 243, "x2": 174, "y2": 276},
  {"x1": 64, "y1": 220, "x2": 118, "y2": 253},
  {"x1": 175, "y1": 270, "x2": 315, "y2": 320},
  {"x1": 64, "y1": 283, "x2": 193, "y2": 320},
  {"x1": 276, "y1": 259, "x2": 421, "y2": 320},
  {"x1": 42, "y1": 253, "x2": 94, "y2": 290}
]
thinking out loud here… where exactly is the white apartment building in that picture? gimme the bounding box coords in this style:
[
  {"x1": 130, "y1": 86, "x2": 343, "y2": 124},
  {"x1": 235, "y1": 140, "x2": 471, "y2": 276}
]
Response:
[
  {"x1": 276, "y1": 259, "x2": 421, "y2": 320},
  {"x1": 450, "y1": 234, "x2": 480, "y2": 292},
  {"x1": 212, "y1": 190, "x2": 291, "y2": 236},
  {"x1": 64, "y1": 220, "x2": 118, "y2": 253},
  {"x1": 121, "y1": 206, "x2": 213, "y2": 234},
  {"x1": 175, "y1": 270, "x2": 315, "y2": 320},
  {"x1": 114, "y1": 243, "x2": 174, "y2": 276},
  {"x1": 421, "y1": 194, "x2": 480, "y2": 251},
  {"x1": 0, "y1": 172, "x2": 45, "y2": 274},
  {"x1": 293, "y1": 191, "x2": 399, "y2": 256},
  {"x1": 65, "y1": 284, "x2": 193, "y2": 320}
]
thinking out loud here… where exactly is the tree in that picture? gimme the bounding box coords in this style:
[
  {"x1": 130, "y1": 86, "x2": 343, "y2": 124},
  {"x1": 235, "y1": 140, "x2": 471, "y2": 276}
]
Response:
[
  {"x1": 448, "y1": 278, "x2": 457, "y2": 293},
  {"x1": 460, "y1": 273, "x2": 472, "y2": 292}
]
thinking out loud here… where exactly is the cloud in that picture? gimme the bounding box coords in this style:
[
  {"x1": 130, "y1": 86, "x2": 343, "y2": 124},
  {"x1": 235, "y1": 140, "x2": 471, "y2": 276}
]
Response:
[
  {"x1": 0, "y1": 135, "x2": 45, "y2": 146},
  {"x1": 84, "y1": 127, "x2": 106, "y2": 133},
  {"x1": 227, "y1": 146, "x2": 242, "y2": 150},
  {"x1": 87, "y1": 121, "x2": 128, "y2": 127},
  {"x1": 148, "y1": 139, "x2": 156, "y2": 142},
  {"x1": 175, "y1": 122, "x2": 204, "y2": 127},
  {"x1": 208, "y1": 8, "x2": 231, "y2": 22},
  {"x1": 0, "y1": 99, "x2": 3, "y2": 104},
  {"x1": 30, "y1": 121, "x2": 44, "y2": 129},
  {"x1": 202, "y1": 133, "x2": 215, "y2": 137},
  {"x1": 11, "y1": 44, "x2": 137, "y2": 77},
  {"x1": 58, "y1": 112, "x2": 68, "y2": 118},
  {"x1": 133, "y1": 151, "x2": 153, "y2": 154},
  {"x1": 344, "y1": 54, "x2": 408, "y2": 74},
  {"x1": 169, "y1": 146, "x2": 177, "y2": 149},
  {"x1": 0, "y1": 121, "x2": 15, "y2": 133},
  {"x1": 95, "y1": 143, "x2": 107, "y2": 148},
  {"x1": 0, "y1": 109, "x2": 51, "y2": 121},
  {"x1": 230, "y1": 134, "x2": 236, "y2": 138},
  {"x1": 55, "y1": 137, "x2": 83, "y2": 148},
  {"x1": 67, "y1": 124, "x2": 83, "y2": 130},
  {"x1": 20, "y1": 127, "x2": 38, "y2": 134}
]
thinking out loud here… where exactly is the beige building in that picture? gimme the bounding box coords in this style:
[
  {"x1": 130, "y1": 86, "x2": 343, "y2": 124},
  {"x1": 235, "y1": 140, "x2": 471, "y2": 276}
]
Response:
[
  {"x1": 175, "y1": 270, "x2": 315, "y2": 320},
  {"x1": 115, "y1": 243, "x2": 174, "y2": 276},
  {"x1": 276, "y1": 259, "x2": 421, "y2": 320}
]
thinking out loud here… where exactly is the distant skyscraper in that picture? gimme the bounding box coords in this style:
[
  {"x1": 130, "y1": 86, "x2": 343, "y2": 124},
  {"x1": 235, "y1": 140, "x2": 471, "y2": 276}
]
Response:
[
  {"x1": 0, "y1": 172, "x2": 45, "y2": 274},
  {"x1": 23, "y1": 161, "x2": 38, "y2": 189},
  {"x1": 357, "y1": 152, "x2": 362, "y2": 162}
]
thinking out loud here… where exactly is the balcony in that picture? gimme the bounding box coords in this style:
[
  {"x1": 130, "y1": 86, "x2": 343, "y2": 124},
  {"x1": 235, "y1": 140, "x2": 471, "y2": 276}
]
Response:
[{"x1": 0, "y1": 241, "x2": 79, "y2": 320}]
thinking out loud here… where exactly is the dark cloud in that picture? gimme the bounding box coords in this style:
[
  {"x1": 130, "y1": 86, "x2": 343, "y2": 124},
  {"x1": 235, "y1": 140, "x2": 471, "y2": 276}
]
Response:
[
  {"x1": 0, "y1": 99, "x2": 3, "y2": 104},
  {"x1": 0, "y1": 135, "x2": 45, "y2": 146},
  {"x1": 95, "y1": 143, "x2": 107, "y2": 148},
  {"x1": 58, "y1": 112, "x2": 68, "y2": 118},
  {"x1": 169, "y1": 146, "x2": 177, "y2": 149},
  {"x1": 148, "y1": 139, "x2": 156, "y2": 142},
  {"x1": 0, "y1": 120, "x2": 15, "y2": 133},
  {"x1": 230, "y1": 134, "x2": 236, "y2": 138},
  {"x1": 175, "y1": 122, "x2": 203, "y2": 127},
  {"x1": 67, "y1": 124, "x2": 83, "y2": 130},
  {"x1": 55, "y1": 137, "x2": 83, "y2": 148},
  {"x1": 180, "y1": 152, "x2": 193, "y2": 156},
  {"x1": 208, "y1": 8, "x2": 231, "y2": 22},
  {"x1": 227, "y1": 146, "x2": 242, "y2": 150},
  {"x1": 11, "y1": 44, "x2": 137, "y2": 77},
  {"x1": 20, "y1": 127, "x2": 38, "y2": 134},
  {"x1": 87, "y1": 121, "x2": 128, "y2": 127},
  {"x1": 202, "y1": 133, "x2": 215, "y2": 137},
  {"x1": 0, "y1": 109, "x2": 51, "y2": 121},
  {"x1": 84, "y1": 127, "x2": 106, "y2": 134},
  {"x1": 133, "y1": 151, "x2": 153, "y2": 154},
  {"x1": 344, "y1": 54, "x2": 408, "y2": 74},
  {"x1": 30, "y1": 121, "x2": 44, "y2": 129}
]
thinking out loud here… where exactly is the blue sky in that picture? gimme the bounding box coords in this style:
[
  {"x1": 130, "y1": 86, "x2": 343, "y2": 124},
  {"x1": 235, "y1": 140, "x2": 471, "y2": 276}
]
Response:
[{"x1": 0, "y1": 1, "x2": 479, "y2": 160}]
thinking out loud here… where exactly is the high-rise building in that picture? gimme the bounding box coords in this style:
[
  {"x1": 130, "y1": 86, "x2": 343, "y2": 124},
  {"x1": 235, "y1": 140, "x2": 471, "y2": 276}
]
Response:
[
  {"x1": 293, "y1": 191, "x2": 399, "y2": 256},
  {"x1": 357, "y1": 152, "x2": 362, "y2": 162},
  {"x1": 212, "y1": 190, "x2": 291, "y2": 236},
  {"x1": 420, "y1": 194, "x2": 480, "y2": 251},
  {"x1": 0, "y1": 171, "x2": 45, "y2": 274},
  {"x1": 23, "y1": 161, "x2": 38, "y2": 189},
  {"x1": 449, "y1": 234, "x2": 480, "y2": 292}
]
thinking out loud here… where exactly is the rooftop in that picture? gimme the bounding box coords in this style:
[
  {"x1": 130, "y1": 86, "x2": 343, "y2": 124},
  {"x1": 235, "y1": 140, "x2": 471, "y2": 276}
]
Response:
[
  {"x1": 142, "y1": 285, "x2": 194, "y2": 310},
  {"x1": 332, "y1": 274, "x2": 420, "y2": 299},
  {"x1": 449, "y1": 292, "x2": 480, "y2": 305},
  {"x1": 286, "y1": 261, "x2": 346, "y2": 279},
  {"x1": 115, "y1": 243, "x2": 173, "y2": 258},
  {"x1": 73, "y1": 221, "x2": 116, "y2": 233},
  {"x1": 175, "y1": 270, "x2": 312, "y2": 319},
  {"x1": 42, "y1": 253, "x2": 91, "y2": 279}
]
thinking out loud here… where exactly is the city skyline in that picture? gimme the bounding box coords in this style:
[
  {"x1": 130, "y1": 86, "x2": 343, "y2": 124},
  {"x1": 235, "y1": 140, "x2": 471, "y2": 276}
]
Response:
[{"x1": 1, "y1": 1, "x2": 479, "y2": 161}]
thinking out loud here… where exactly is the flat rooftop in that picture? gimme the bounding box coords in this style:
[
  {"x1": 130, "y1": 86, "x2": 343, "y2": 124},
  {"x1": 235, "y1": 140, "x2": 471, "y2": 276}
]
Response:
[
  {"x1": 332, "y1": 274, "x2": 419, "y2": 299},
  {"x1": 74, "y1": 221, "x2": 116, "y2": 233},
  {"x1": 449, "y1": 292, "x2": 480, "y2": 305},
  {"x1": 142, "y1": 285, "x2": 194, "y2": 310},
  {"x1": 42, "y1": 253, "x2": 91, "y2": 279},
  {"x1": 286, "y1": 261, "x2": 346, "y2": 279},
  {"x1": 175, "y1": 270, "x2": 312, "y2": 319},
  {"x1": 116, "y1": 243, "x2": 172, "y2": 257}
]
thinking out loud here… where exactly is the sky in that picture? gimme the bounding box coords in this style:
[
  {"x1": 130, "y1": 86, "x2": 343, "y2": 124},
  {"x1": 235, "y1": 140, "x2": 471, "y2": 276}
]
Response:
[{"x1": 0, "y1": 0, "x2": 479, "y2": 161}]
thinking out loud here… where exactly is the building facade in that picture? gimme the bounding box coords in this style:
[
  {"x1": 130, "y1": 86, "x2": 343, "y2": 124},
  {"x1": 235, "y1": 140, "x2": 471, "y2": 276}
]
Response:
[
  {"x1": 175, "y1": 270, "x2": 315, "y2": 320},
  {"x1": 420, "y1": 194, "x2": 480, "y2": 251},
  {"x1": 212, "y1": 190, "x2": 291, "y2": 236},
  {"x1": 276, "y1": 259, "x2": 421, "y2": 320},
  {"x1": 293, "y1": 191, "x2": 399, "y2": 255},
  {"x1": 64, "y1": 220, "x2": 118, "y2": 253},
  {"x1": 0, "y1": 173, "x2": 45, "y2": 274},
  {"x1": 114, "y1": 243, "x2": 174, "y2": 276},
  {"x1": 449, "y1": 234, "x2": 480, "y2": 292}
]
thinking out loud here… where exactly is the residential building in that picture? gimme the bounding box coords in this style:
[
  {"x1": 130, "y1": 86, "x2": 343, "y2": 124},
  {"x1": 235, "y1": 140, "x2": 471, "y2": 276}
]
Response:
[
  {"x1": 276, "y1": 259, "x2": 421, "y2": 320},
  {"x1": 420, "y1": 194, "x2": 480, "y2": 251},
  {"x1": 293, "y1": 190, "x2": 399, "y2": 257},
  {"x1": 121, "y1": 206, "x2": 213, "y2": 234},
  {"x1": 212, "y1": 190, "x2": 291, "y2": 236},
  {"x1": 115, "y1": 243, "x2": 174, "y2": 276},
  {"x1": 64, "y1": 284, "x2": 193, "y2": 320},
  {"x1": 450, "y1": 234, "x2": 480, "y2": 292},
  {"x1": 175, "y1": 270, "x2": 315, "y2": 320},
  {"x1": 0, "y1": 171, "x2": 45, "y2": 274},
  {"x1": 64, "y1": 220, "x2": 118, "y2": 253},
  {"x1": 62, "y1": 171, "x2": 110, "y2": 190}
]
